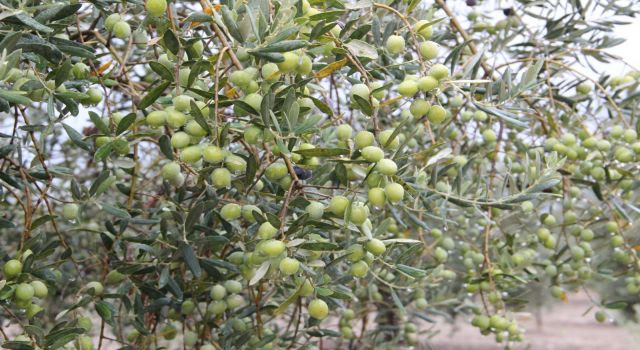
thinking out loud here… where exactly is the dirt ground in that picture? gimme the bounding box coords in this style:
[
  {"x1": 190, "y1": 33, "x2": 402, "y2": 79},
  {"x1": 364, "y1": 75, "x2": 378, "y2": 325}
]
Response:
[{"x1": 424, "y1": 291, "x2": 640, "y2": 350}]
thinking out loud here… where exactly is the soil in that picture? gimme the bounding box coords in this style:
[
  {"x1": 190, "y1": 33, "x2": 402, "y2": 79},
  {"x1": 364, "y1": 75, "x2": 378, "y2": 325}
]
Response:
[{"x1": 423, "y1": 291, "x2": 640, "y2": 350}]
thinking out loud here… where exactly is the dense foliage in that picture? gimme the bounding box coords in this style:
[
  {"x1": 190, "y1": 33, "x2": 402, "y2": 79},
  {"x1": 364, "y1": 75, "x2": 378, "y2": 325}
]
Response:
[{"x1": 1, "y1": 0, "x2": 640, "y2": 349}]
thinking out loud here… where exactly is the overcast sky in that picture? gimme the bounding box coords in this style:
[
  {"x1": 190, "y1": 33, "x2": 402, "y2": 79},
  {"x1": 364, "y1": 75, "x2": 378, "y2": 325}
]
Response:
[{"x1": 610, "y1": 19, "x2": 640, "y2": 72}]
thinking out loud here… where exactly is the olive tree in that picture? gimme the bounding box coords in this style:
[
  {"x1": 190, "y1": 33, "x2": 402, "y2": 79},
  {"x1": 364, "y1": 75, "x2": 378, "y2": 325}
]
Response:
[{"x1": 1, "y1": 0, "x2": 640, "y2": 349}]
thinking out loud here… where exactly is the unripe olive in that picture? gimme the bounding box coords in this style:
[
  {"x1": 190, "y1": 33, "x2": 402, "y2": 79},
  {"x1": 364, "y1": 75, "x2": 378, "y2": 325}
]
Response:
[
  {"x1": 180, "y1": 145, "x2": 202, "y2": 164},
  {"x1": 343, "y1": 309, "x2": 355, "y2": 320},
  {"x1": 265, "y1": 162, "x2": 288, "y2": 181},
  {"x1": 85, "y1": 281, "x2": 104, "y2": 295},
  {"x1": 62, "y1": 203, "x2": 79, "y2": 220},
  {"x1": 419, "y1": 41, "x2": 439, "y2": 59},
  {"x1": 226, "y1": 294, "x2": 245, "y2": 309},
  {"x1": 183, "y1": 330, "x2": 197, "y2": 347},
  {"x1": 261, "y1": 63, "x2": 281, "y2": 82},
  {"x1": 348, "y1": 244, "x2": 366, "y2": 262},
  {"x1": 15, "y1": 283, "x2": 35, "y2": 301},
  {"x1": 355, "y1": 130, "x2": 375, "y2": 149},
  {"x1": 349, "y1": 203, "x2": 368, "y2": 225},
  {"x1": 230, "y1": 70, "x2": 252, "y2": 88},
  {"x1": 279, "y1": 257, "x2": 300, "y2": 275},
  {"x1": 336, "y1": 124, "x2": 353, "y2": 141},
  {"x1": 244, "y1": 93, "x2": 263, "y2": 112},
  {"x1": 185, "y1": 120, "x2": 208, "y2": 137},
  {"x1": 441, "y1": 237, "x2": 456, "y2": 250},
  {"x1": 77, "y1": 335, "x2": 93, "y2": 350},
  {"x1": 162, "y1": 110, "x2": 185, "y2": 128},
  {"x1": 489, "y1": 315, "x2": 510, "y2": 331},
  {"x1": 623, "y1": 129, "x2": 637, "y2": 143},
  {"x1": 472, "y1": 315, "x2": 491, "y2": 330},
  {"x1": 385, "y1": 35, "x2": 405, "y2": 54},
  {"x1": 590, "y1": 166, "x2": 605, "y2": 180},
  {"x1": 351, "y1": 260, "x2": 369, "y2": 277},
  {"x1": 473, "y1": 110, "x2": 488, "y2": 122},
  {"x1": 429, "y1": 64, "x2": 450, "y2": 80},
  {"x1": 77, "y1": 316, "x2": 93, "y2": 332},
  {"x1": 378, "y1": 129, "x2": 399, "y2": 149},
  {"x1": 277, "y1": 52, "x2": 299, "y2": 73},
  {"x1": 210, "y1": 284, "x2": 227, "y2": 300},
  {"x1": 211, "y1": 168, "x2": 232, "y2": 188},
  {"x1": 417, "y1": 76, "x2": 438, "y2": 91},
  {"x1": 225, "y1": 154, "x2": 247, "y2": 173},
  {"x1": 398, "y1": 80, "x2": 418, "y2": 97},
  {"x1": 30, "y1": 280, "x2": 48, "y2": 299},
  {"x1": 220, "y1": 203, "x2": 241, "y2": 221},
  {"x1": 161, "y1": 324, "x2": 177, "y2": 340},
  {"x1": 580, "y1": 229, "x2": 594, "y2": 241},
  {"x1": 595, "y1": 311, "x2": 607, "y2": 323},
  {"x1": 258, "y1": 221, "x2": 278, "y2": 239},
  {"x1": 308, "y1": 299, "x2": 329, "y2": 320},
  {"x1": 104, "y1": 14, "x2": 122, "y2": 31},
  {"x1": 83, "y1": 88, "x2": 103, "y2": 105},
  {"x1": 550, "y1": 286, "x2": 564, "y2": 298},
  {"x1": 224, "y1": 280, "x2": 243, "y2": 294},
  {"x1": 415, "y1": 297, "x2": 428, "y2": 310},
  {"x1": 113, "y1": 21, "x2": 131, "y2": 39},
  {"x1": 434, "y1": 247, "x2": 448, "y2": 263},
  {"x1": 172, "y1": 95, "x2": 192, "y2": 112},
  {"x1": 611, "y1": 235, "x2": 624, "y2": 247},
  {"x1": 171, "y1": 132, "x2": 191, "y2": 149},
  {"x1": 596, "y1": 139, "x2": 611, "y2": 151},
  {"x1": 341, "y1": 326, "x2": 354, "y2": 339},
  {"x1": 105, "y1": 270, "x2": 125, "y2": 285},
  {"x1": 181, "y1": 299, "x2": 196, "y2": 314},
  {"x1": 305, "y1": 201, "x2": 324, "y2": 220},
  {"x1": 72, "y1": 62, "x2": 90, "y2": 79},
  {"x1": 368, "y1": 187, "x2": 386, "y2": 207},
  {"x1": 545, "y1": 264, "x2": 558, "y2": 277},
  {"x1": 351, "y1": 83, "x2": 370, "y2": 101},
  {"x1": 203, "y1": 145, "x2": 225, "y2": 163},
  {"x1": 361, "y1": 146, "x2": 384, "y2": 162},
  {"x1": 146, "y1": 0, "x2": 167, "y2": 17},
  {"x1": 428, "y1": 105, "x2": 447, "y2": 124},
  {"x1": 299, "y1": 278, "x2": 314, "y2": 296},
  {"x1": 537, "y1": 227, "x2": 551, "y2": 241},
  {"x1": 161, "y1": 162, "x2": 181, "y2": 181},
  {"x1": 366, "y1": 238, "x2": 386, "y2": 256},
  {"x1": 410, "y1": 99, "x2": 431, "y2": 118},
  {"x1": 242, "y1": 205, "x2": 262, "y2": 222},
  {"x1": 260, "y1": 239, "x2": 286, "y2": 257},
  {"x1": 296, "y1": 55, "x2": 313, "y2": 75},
  {"x1": 133, "y1": 30, "x2": 149, "y2": 48},
  {"x1": 146, "y1": 110, "x2": 167, "y2": 127},
  {"x1": 414, "y1": 20, "x2": 433, "y2": 38},
  {"x1": 482, "y1": 129, "x2": 497, "y2": 143},
  {"x1": 208, "y1": 300, "x2": 227, "y2": 315},
  {"x1": 244, "y1": 126, "x2": 263, "y2": 145},
  {"x1": 4, "y1": 260, "x2": 23, "y2": 280},
  {"x1": 376, "y1": 159, "x2": 398, "y2": 176},
  {"x1": 329, "y1": 195, "x2": 349, "y2": 216},
  {"x1": 544, "y1": 236, "x2": 557, "y2": 249},
  {"x1": 385, "y1": 183, "x2": 404, "y2": 203},
  {"x1": 615, "y1": 147, "x2": 634, "y2": 162},
  {"x1": 576, "y1": 82, "x2": 592, "y2": 94}
]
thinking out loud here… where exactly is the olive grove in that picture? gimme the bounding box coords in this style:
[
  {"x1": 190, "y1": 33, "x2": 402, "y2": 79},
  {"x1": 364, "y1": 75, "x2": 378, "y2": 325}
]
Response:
[{"x1": 1, "y1": 0, "x2": 640, "y2": 349}]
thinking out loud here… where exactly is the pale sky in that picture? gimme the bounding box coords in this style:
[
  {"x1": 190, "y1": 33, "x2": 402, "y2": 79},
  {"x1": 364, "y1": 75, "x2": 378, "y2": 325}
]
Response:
[{"x1": 610, "y1": 19, "x2": 640, "y2": 72}]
